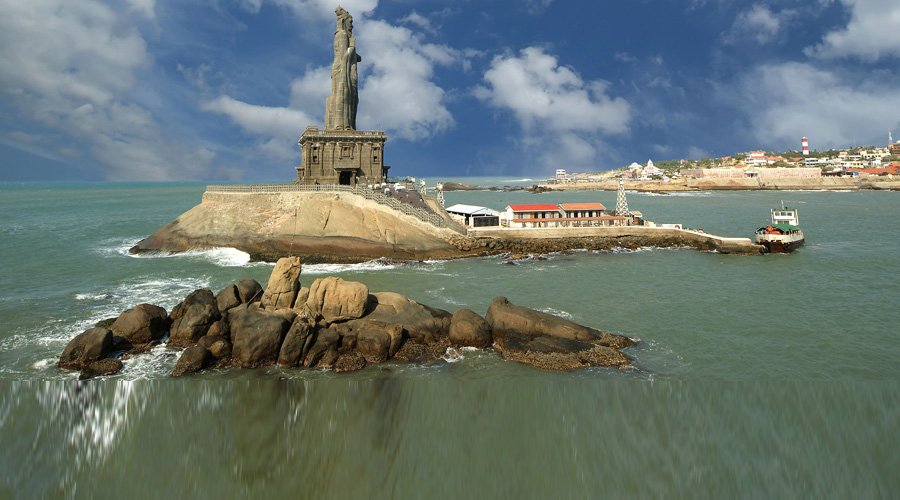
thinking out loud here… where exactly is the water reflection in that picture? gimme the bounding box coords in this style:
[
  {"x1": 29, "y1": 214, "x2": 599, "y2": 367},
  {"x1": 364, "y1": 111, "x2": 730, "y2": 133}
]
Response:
[{"x1": 1, "y1": 379, "x2": 897, "y2": 497}]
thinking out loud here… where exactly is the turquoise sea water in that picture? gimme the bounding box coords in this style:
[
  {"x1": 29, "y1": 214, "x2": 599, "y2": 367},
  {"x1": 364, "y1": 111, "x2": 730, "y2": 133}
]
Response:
[{"x1": 0, "y1": 181, "x2": 898, "y2": 497}]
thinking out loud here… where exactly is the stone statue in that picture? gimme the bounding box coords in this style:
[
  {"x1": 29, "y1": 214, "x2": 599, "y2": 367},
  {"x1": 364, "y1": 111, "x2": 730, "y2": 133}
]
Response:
[{"x1": 325, "y1": 7, "x2": 361, "y2": 130}]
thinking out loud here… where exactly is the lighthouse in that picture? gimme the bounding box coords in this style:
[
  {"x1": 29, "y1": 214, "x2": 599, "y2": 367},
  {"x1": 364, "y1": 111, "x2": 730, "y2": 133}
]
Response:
[{"x1": 801, "y1": 136, "x2": 809, "y2": 156}]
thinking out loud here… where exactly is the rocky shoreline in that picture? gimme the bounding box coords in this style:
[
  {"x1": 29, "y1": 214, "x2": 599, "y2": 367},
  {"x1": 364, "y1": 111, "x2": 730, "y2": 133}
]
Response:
[{"x1": 58, "y1": 257, "x2": 636, "y2": 379}]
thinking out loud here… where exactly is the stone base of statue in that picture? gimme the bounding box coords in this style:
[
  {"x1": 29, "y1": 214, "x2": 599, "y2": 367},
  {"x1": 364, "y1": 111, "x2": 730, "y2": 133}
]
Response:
[{"x1": 296, "y1": 126, "x2": 389, "y2": 186}]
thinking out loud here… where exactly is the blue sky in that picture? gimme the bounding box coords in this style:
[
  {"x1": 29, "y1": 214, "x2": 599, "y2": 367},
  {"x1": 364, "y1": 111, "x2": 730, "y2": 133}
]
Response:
[{"x1": 1, "y1": 0, "x2": 899, "y2": 181}]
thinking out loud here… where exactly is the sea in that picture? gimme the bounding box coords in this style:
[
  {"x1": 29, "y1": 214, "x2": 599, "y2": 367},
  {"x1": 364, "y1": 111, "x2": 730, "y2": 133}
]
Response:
[{"x1": 0, "y1": 179, "x2": 897, "y2": 498}]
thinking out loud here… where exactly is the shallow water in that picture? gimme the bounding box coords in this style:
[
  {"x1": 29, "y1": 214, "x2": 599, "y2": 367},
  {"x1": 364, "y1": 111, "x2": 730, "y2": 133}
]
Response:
[{"x1": 0, "y1": 182, "x2": 898, "y2": 497}]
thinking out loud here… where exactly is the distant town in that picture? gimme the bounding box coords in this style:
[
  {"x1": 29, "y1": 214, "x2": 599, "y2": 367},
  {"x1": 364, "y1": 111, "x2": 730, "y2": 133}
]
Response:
[{"x1": 552, "y1": 133, "x2": 900, "y2": 183}]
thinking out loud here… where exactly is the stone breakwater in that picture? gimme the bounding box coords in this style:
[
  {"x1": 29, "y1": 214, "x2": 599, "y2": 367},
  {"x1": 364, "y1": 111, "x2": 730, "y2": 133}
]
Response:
[
  {"x1": 449, "y1": 227, "x2": 763, "y2": 256},
  {"x1": 58, "y1": 257, "x2": 635, "y2": 379}
]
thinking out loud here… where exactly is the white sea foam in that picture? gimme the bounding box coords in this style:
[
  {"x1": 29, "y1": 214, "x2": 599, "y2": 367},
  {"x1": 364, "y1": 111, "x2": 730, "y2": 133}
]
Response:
[
  {"x1": 131, "y1": 246, "x2": 258, "y2": 267},
  {"x1": 538, "y1": 307, "x2": 574, "y2": 320},
  {"x1": 98, "y1": 237, "x2": 263, "y2": 267},
  {"x1": 424, "y1": 287, "x2": 464, "y2": 307},
  {"x1": 442, "y1": 347, "x2": 464, "y2": 363},
  {"x1": 119, "y1": 344, "x2": 179, "y2": 380},
  {"x1": 1, "y1": 275, "x2": 210, "y2": 360},
  {"x1": 303, "y1": 258, "x2": 400, "y2": 274},
  {"x1": 75, "y1": 292, "x2": 111, "y2": 301},
  {"x1": 31, "y1": 358, "x2": 55, "y2": 370}
]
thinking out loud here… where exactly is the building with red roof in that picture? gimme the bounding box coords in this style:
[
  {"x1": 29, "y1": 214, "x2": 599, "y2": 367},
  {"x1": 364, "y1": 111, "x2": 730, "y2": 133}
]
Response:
[{"x1": 503, "y1": 202, "x2": 629, "y2": 228}]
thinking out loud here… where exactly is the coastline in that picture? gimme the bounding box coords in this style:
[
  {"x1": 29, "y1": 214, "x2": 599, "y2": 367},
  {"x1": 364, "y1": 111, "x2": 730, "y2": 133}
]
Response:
[{"x1": 538, "y1": 177, "x2": 900, "y2": 193}]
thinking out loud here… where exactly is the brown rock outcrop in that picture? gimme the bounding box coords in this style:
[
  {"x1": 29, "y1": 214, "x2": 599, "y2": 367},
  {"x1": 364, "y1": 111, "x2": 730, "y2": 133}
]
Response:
[
  {"x1": 169, "y1": 289, "x2": 221, "y2": 348},
  {"x1": 172, "y1": 346, "x2": 213, "y2": 377},
  {"x1": 229, "y1": 305, "x2": 291, "y2": 368},
  {"x1": 261, "y1": 257, "x2": 302, "y2": 310},
  {"x1": 306, "y1": 276, "x2": 369, "y2": 323},
  {"x1": 58, "y1": 327, "x2": 114, "y2": 371},
  {"x1": 449, "y1": 309, "x2": 492, "y2": 348},
  {"x1": 79, "y1": 358, "x2": 124, "y2": 380},
  {"x1": 362, "y1": 291, "x2": 451, "y2": 343},
  {"x1": 215, "y1": 284, "x2": 242, "y2": 313},
  {"x1": 60, "y1": 265, "x2": 637, "y2": 377},
  {"x1": 110, "y1": 303, "x2": 168, "y2": 345},
  {"x1": 277, "y1": 318, "x2": 314, "y2": 368},
  {"x1": 237, "y1": 279, "x2": 263, "y2": 304}
]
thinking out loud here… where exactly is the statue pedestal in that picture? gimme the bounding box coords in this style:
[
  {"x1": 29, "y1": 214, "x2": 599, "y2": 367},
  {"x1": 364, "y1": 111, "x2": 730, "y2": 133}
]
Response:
[{"x1": 296, "y1": 126, "x2": 389, "y2": 186}]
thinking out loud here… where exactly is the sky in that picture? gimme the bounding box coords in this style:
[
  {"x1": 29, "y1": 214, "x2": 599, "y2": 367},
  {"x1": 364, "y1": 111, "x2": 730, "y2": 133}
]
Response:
[{"x1": 1, "y1": 0, "x2": 899, "y2": 182}]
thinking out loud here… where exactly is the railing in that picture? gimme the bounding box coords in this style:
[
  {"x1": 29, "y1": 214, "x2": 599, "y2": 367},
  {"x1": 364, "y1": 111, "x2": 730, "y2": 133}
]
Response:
[{"x1": 205, "y1": 183, "x2": 463, "y2": 232}]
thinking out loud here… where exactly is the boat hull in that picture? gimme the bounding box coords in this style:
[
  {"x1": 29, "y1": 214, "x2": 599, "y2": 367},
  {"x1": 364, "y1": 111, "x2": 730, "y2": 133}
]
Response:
[{"x1": 757, "y1": 235, "x2": 805, "y2": 254}]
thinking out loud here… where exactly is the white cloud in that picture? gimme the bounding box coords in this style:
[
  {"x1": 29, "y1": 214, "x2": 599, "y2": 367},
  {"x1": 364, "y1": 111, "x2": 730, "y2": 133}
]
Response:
[
  {"x1": 261, "y1": 0, "x2": 378, "y2": 18},
  {"x1": 0, "y1": 0, "x2": 218, "y2": 180},
  {"x1": 725, "y1": 4, "x2": 796, "y2": 45},
  {"x1": 805, "y1": 0, "x2": 900, "y2": 61},
  {"x1": 355, "y1": 19, "x2": 457, "y2": 139},
  {"x1": 476, "y1": 47, "x2": 630, "y2": 134},
  {"x1": 202, "y1": 95, "x2": 314, "y2": 137},
  {"x1": 475, "y1": 47, "x2": 631, "y2": 171},
  {"x1": 735, "y1": 62, "x2": 900, "y2": 149},
  {"x1": 196, "y1": 11, "x2": 461, "y2": 162},
  {"x1": 399, "y1": 11, "x2": 435, "y2": 34},
  {"x1": 126, "y1": 0, "x2": 156, "y2": 19}
]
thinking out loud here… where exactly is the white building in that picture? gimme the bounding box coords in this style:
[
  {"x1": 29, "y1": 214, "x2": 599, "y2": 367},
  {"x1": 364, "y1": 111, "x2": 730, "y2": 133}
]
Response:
[{"x1": 445, "y1": 204, "x2": 500, "y2": 228}]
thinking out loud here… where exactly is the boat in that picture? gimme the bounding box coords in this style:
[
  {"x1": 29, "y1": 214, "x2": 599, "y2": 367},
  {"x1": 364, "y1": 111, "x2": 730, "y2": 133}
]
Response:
[{"x1": 755, "y1": 201, "x2": 805, "y2": 253}]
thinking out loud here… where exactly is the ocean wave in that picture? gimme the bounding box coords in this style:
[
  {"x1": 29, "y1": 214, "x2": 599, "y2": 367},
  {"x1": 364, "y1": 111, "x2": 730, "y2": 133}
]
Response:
[
  {"x1": 1, "y1": 275, "x2": 210, "y2": 359},
  {"x1": 75, "y1": 292, "x2": 111, "y2": 301},
  {"x1": 98, "y1": 238, "x2": 264, "y2": 268},
  {"x1": 119, "y1": 344, "x2": 179, "y2": 380},
  {"x1": 424, "y1": 287, "x2": 464, "y2": 307},
  {"x1": 131, "y1": 247, "x2": 259, "y2": 267},
  {"x1": 302, "y1": 258, "x2": 400, "y2": 275}
]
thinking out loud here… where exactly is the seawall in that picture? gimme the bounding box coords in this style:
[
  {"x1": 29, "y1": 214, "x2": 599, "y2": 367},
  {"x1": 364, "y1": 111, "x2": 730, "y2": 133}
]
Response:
[{"x1": 464, "y1": 226, "x2": 763, "y2": 255}]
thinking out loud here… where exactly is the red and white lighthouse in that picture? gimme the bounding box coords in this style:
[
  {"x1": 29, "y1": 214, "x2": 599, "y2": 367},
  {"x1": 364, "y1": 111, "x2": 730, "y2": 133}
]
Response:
[{"x1": 801, "y1": 136, "x2": 809, "y2": 156}]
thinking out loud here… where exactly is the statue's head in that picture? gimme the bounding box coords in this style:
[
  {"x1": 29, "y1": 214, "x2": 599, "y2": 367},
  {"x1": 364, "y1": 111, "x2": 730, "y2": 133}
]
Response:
[{"x1": 335, "y1": 7, "x2": 352, "y2": 32}]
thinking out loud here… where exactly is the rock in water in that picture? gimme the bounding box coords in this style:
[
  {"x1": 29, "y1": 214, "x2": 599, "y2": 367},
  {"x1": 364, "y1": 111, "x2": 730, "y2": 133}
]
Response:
[
  {"x1": 334, "y1": 352, "x2": 367, "y2": 373},
  {"x1": 303, "y1": 326, "x2": 341, "y2": 368},
  {"x1": 305, "y1": 276, "x2": 369, "y2": 323},
  {"x1": 215, "y1": 284, "x2": 242, "y2": 313},
  {"x1": 354, "y1": 325, "x2": 392, "y2": 364},
  {"x1": 198, "y1": 335, "x2": 231, "y2": 359},
  {"x1": 362, "y1": 291, "x2": 451, "y2": 343},
  {"x1": 79, "y1": 358, "x2": 124, "y2": 380},
  {"x1": 277, "y1": 318, "x2": 313, "y2": 368},
  {"x1": 169, "y1": 289, "x2": 221, "y2": 348},
  {"x1": 172, "y1": 346, "x2": 213, "y2": 377},
  {"x1": 449, "y1": 309, "x2": 492, "y2": 348},
  {"x1": 485, "y1": 297, "x2": 635, "y2": 371},
  {"x1": 110, "y1": 303, "x2": 168, "y2": 345},
  {"x1": 229, "y1": 305, "x2": 291, "y2": 368},
  {"x1": 486, "y1": 296, "x2": 633, "y2": 348},
  {"x1": 237, "y1": 279, "x2": 263, "y2": 304},
  {"x1": 59, "y1": 327, "x2": 114, "y2": 370},
  {"x1": 261, "y1": 257, "x2": 302, "y2": 311}
]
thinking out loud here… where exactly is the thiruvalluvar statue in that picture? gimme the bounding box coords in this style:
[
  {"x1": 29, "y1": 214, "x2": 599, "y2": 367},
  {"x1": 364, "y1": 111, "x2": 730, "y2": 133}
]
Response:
[{"x1": 325, "y1": 7, "x2": 361, "y2": 130}]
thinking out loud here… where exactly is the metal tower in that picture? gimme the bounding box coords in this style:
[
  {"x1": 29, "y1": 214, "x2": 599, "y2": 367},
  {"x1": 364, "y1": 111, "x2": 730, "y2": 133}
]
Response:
[{"x1": 615, "y1": 180, "x2": 630, "y2": 217}]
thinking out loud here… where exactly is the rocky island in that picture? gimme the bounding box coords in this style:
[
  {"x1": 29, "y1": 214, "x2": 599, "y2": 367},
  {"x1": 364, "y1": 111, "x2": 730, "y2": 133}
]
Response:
[
  {"x1": 58, "y1": 257, "x2": 636, "y2": 379},
  {"x1": 131, "y1": 8, "x2": 764, "y2": 261}
]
